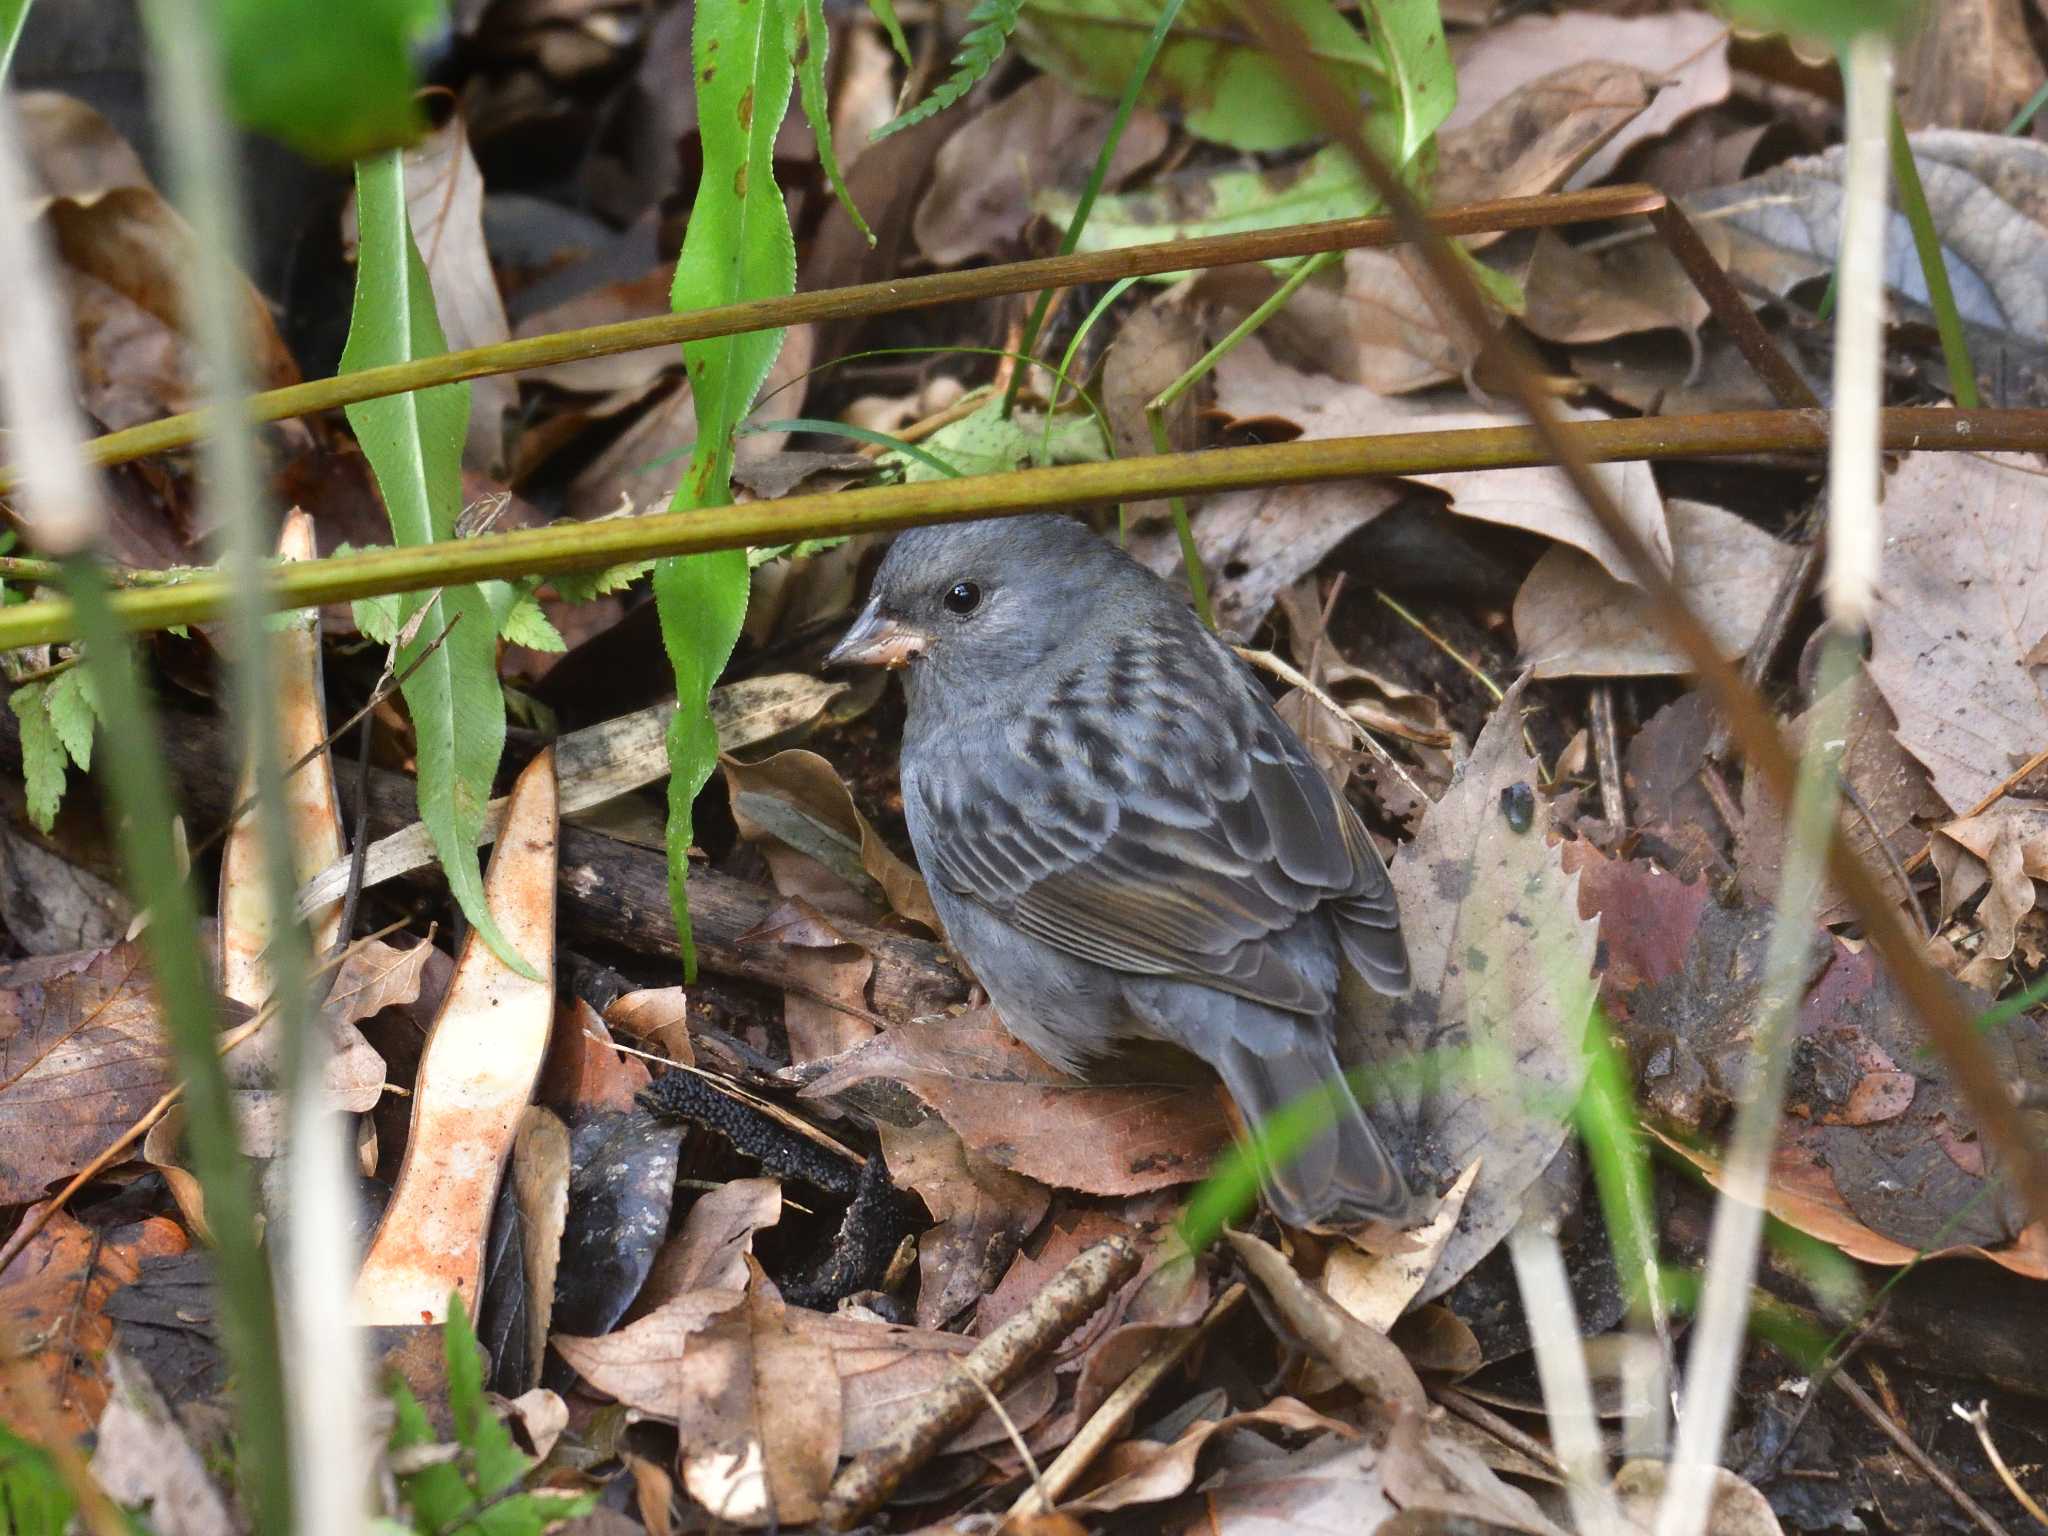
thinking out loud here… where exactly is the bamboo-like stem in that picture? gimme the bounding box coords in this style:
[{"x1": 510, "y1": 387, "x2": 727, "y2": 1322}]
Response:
[
  {"x1": 0, "y1": 185, "x2": 1668, "y2": 499},
  {"x1": 0, "y1": 406, "x2": 2042, "y2": 650}
]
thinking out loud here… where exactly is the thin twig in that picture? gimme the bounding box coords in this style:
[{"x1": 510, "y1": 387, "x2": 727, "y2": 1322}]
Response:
[
  {"x1": 1591, "y1": 683, "x2": 1626, "y2": 837},
  {"x1": 1008, "y1": 1281, "x2": 1248, "y2": 1520},
  {"x1": 1233, "y1": 645, "x2": 1434, "y2": 806},
  {"x1": 1903, "y1": 742, "x2": 2048, "y2": 875},
  {"x1": 820, "y1": 1237, "x2": 1140, "y2": 1529},
  {"x1": 1833, "y1": 1373, "x2": 2014, "y2": 1536},
  {"x1": 1432, "y1": 1383, "x2": 1567, "y2": 1478},
  {"x1": 1954, "y1": 1400, "x2": 2048, "y2": 1531}
]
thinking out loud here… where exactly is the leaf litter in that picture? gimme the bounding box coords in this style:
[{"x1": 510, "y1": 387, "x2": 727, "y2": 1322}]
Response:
[{"x1": 6, "y1": 3, "x2": 2048, "y2": 1533}]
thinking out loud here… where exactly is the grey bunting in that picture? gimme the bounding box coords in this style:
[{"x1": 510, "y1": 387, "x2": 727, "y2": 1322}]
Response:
[{"x1": 829, "y1": 514, "x2": 1413, "y2": 1226}]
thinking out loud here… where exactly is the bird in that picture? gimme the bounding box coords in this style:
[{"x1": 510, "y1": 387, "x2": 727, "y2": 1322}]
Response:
[{"x1": 827, "y1": 513, "x2": 1412, "y2": 1226}]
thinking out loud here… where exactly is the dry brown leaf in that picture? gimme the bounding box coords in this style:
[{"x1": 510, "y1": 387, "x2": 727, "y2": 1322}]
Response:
[
  {"x1": 0, "y1": 943, "x2": 175, "y2": 1204},
  {"x1": 638, "y1": 1178, "x2": 783, "y2": 1310},
  {"x1": 1225, "y1": 1229, "x2": 1427, "y2": 1415},
  {"x1": 0, "y1": 1208, "x2": 188, "y2": 1436},
  {"x1": 1521, "y1": 225, "x2": 1714, "y2": 346},
  {"x1": 1102, "y1": 298, "x2": 1205, "y2": 525},
  {"x1": 737, "y1": 897, "x2": 878, "y2": 1065},
  {"x1": 539, "y1": 1003, "x2": 651, "y2": 1118},
  {"x1": 723, "y1": 749, "x2": 938, "y2": 933},
  {"x1": 804, "y1": 1009, "x2": 1230, "y2": 1196},
  {"x1": 511, "y1": 1105, "x2": 570, "y2": 1392},
  {"x1": 323, "y1": 937, "x2": 435, "y2": 1030},
  {"x1": 913, "y1": 76, "x2": 1166, "y2": 265},
  {"x1": 1325, "y1": 1160, "x2": 1479, "y2": 1332},
  {"x1": 1740, "y1": 666, "x2": 1942, "y2": 925},
  {"x1": 1355, "y1": 678, "x2": 1599, "y2": 1303},
  {"x1": 1334, "y1": 243, "x2": 1509, "y2": 396},
  {"x1": 401, "y1": 113, "x2": 513, "y2": 472},
  {"x1": 90, "y1": 1352, "x2": 237, "y2": 1536},
  {"x1": 876, "y1": 1116, "x2": 1050, "y2": 1329},
  {"x1": 555, "y1": 1286, "x2": 750, "y2": 1415},
  {"x1": 1216, "y1": 338, "x2": 1671, "y2": 583},
  {"x1": 1867, "y1": 452, "x2": 2048, "y2": 815},
  {"x1": 1896, "y1": 0, "x2": 2045, "y2": 133},
  {"x1": 1514, "y1": 498, "x2": 1799, "y2": 678},
  {"x1": 604, "y1": 985, "x2": 694, "y2": 1066},
  {"x1": 1067, "y1": 1398, "x2": 1353, "y2": 1513},
  {"x1": 1436, "y1": 59, "x2": 1653, "y2": 209},
  {"x1": 671, "y1": 1282, "x2": 841, "y2": 1527},
  {"x1": 1444, "y1": 9, "x2": 1733, "y2": 190}
]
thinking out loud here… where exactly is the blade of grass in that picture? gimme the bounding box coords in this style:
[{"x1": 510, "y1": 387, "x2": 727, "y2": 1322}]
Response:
[
  {"x1": 139, "y1": 8, "x2": 370, "y2": 1536},
  {"x1": 2007, "y1": 78, "x2": 2048, "y2": 135},
  {"x1": 742, "y1": 417, "x2": 965, "y2": 477},
  {"x1": 998, "y1": 0, "x2": 1188, "y2": 418},
  {"x1": 0, "y1": 87, "x2": 269, "y2": 1536},
  {"x1": 0, "y1": 0, "x2": 31, "y2": 80},
  {"x1": 342, "y1": 149, "x2": 532, "y2": 977},
  {"x1": 656, "y1": 0, "x2": 798, "y2": 978},
  {"x1": 1888, "y1": 108, "x2": 1979, "y2": 409}
]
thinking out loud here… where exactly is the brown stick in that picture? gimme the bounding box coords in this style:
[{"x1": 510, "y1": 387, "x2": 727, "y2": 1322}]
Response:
[
  {"x1": 819, "y1": 1236, "x2": 1141, "y2": 1529},
  {"x1": 1833, "y1": 1372, "x2": 2015, "y2": 1536}
]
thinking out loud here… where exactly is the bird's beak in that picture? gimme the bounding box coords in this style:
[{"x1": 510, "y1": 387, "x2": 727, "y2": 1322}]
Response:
[{"x1": 827, "y1": 598, "x2": 929, "y2": 669}]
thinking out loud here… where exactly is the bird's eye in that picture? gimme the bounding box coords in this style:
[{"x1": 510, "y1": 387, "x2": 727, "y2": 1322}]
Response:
[{"x1": 943, "y1": 580, "x2": 982, "y2": 614}]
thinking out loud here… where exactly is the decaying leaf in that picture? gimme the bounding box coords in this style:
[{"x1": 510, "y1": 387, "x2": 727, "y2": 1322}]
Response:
[
  {"x1": 804, "y1": 1009, "x2": 1231, "y2": 1196},
  {"x1": 1513, "y1": 498, "x2": 1800, "y2": 678},
  {"x1": 1356, "y1": 679, "x2": 1599, "y2": 1304},
  {"x1": 1217, "y1": 339, "x2": 1671, "y2": 584},
  {"x1": 1868, "y1": 452, "x2": 2048, "y2": 815},
  {"x1": 876, "y1": 1116, "x2": 1049, "y2": 1329}
]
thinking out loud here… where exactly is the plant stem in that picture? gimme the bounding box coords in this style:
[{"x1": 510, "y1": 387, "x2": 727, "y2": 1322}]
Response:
[
  {"x1": 0, "y1": 185, "x2": 1668, "y2": 499},
  {"x1": 0, "y1": 406, "x2": 2043, "y2": 650},
  {"x1": 1888, "y1": 108, "x2": 1979, "y2": 409}
]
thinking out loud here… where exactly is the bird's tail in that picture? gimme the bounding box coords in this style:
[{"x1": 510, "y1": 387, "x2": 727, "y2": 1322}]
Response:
[{"x1": 1215, "y1": 1034, "x2": 1409, "y2": 1227}]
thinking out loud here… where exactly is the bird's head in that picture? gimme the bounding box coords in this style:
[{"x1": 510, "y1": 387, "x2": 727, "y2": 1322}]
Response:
[{"x1": 827, "y1": 515, "x2": 1141, "y2": 702}]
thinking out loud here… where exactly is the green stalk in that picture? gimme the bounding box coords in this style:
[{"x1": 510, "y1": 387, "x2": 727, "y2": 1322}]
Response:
[
  {"x1": 1888, "y1": 109, "x2": 1979, "y2": 408},
  {"x1": 0, "y1": 407, "x2": 2041, "y2": 650},
  {"x1": 64, "y1": 562, "x2": 289, "y2": 1533},
  {"x1": 997, "y1": 0, "x2": 1188, "y2": 418}
]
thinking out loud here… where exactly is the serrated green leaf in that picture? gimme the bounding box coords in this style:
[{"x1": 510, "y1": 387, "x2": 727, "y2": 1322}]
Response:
[
  {"x1": 867, "y1": 0, "x2": 912, "y2": 64},
  {"x1": 216, "y1": 0, "x2": 439, "y2": 161},
  {"x1": 498, "y1": 592, "x2": 566, "y2": 652},
  {"x1": 748, "y1": 535, "x2": 850, "y2": 567},
  {"x1": 791, "y1": 0, "x2": 872, "y2": 243},
  {"x1": 873, "y1": 0, "x2": 1021, "y2": 140},
  {"x1": 70, "y1": 661, "x2": 101, "y2": 724},
  {"x1": 444, "y1": 1295, "x2": 526, "y2": 1497},
  {"x1": 657, "y1": 0, "x2": 798, "y2": 976},
  {"x1": 342, "y1": 150, "x2": 535, "y2": 980},
  {"x1": 43, "y1": 667, "x2": 94, "y2": 770},
  {"x1": 548, "y1": 557, "x2": 655, "y2": 603},
  {"x1": 352, "y1": 591, "x2": 404, "y2": 644},
  {"x1": 10, "y1": 682, "x2": 64, "y2": 832},
  {"x1": 883, "y1": 397, "x2": 1108, "y2": 482},
  {"x1": 1014, "y1": 0, "x2": 1379, "y2": 152}
]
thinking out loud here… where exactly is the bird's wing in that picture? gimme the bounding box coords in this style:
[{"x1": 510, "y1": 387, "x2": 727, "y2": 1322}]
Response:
[{"x1": 907, "y1": 639, "x2": 1406, "y2": 1011}]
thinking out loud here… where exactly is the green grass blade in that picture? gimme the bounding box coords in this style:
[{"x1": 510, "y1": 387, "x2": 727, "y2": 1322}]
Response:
[
  {"x1": 657, "y1": 0, "x2": 799, "y2": 975},
  {"x1": 1888, "y1": 110, "x2": 1979, "y2": 408},
  {"x1": 341, "y1": 150, "x2": 533, "y2": 978},
  {"x1": 0, "y1": 0, "x2": 32, "y2": 81},
  {"x1": 65, "y1": 560, "x2": 292, "y2": 1535},
  {"x1": 2007, "y1": 78, "x2": 2048, "y2": 135},
  {"x1": 867, "y1": 0, "x2": 912, "y2": 65}
]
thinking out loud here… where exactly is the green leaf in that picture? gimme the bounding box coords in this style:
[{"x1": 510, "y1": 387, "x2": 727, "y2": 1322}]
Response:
[
  {"x1": 873, "y1": 0, "x2": 1021, "y2": 140},
  {"x1": 1014, "y1": 0, "x2": 1381, "y2": 152},
  {"x1": 548, "y1": 557, "x2": 655, "y2": 603},
  {"x1": 656, "y1": 0, "x2": 799, "y2": 976},
  {"x1": 791, "y1": 0, "x2": 873, "y2": 243},
  {"x1": 444, "y1": 1294, "x2": 526, "y2": 1497},
  {"x1": 44, "y1": 667, "x2": 94, "y2": 770},
  {"x1": 0, "y1": 1422, "x2": 73, "y2": 1536},
  {"x1": 342, "y1": 150, "x2": 535, "y2": 979},
  {"x1": 1036, "y1": 143, "x2": 1378, "y2": 262},
  {"x1": 10, "y1": 682, "x2": 65, "y2": 832},
  {"x1": 498, "y1": 591, "x2": 566, "y2": 653},
  {"x1": 0, "y1": 0, "x2": 34, "y2": 82},
  {"x1": 215, "y1": 0, "x2": 439, "y2": 161},
  {"x1": 866, "y1": 0, "x2": 912, "y2": 65},
  {"x1": 352, "y1": 591, "x2": 404, "y2": 645},
  {"x1": 1723, "y1": 0, "x2": 1922, "y2": 48},
  {"x1": 880, "y1": 397, "x2": 1108, "y2": 482},
  {"x1": 1362, "y1": 0, "x2": 1455, "y2": 172},
  {"x1": 658, "y1": 552, "x2": 749, "y2": 980}
]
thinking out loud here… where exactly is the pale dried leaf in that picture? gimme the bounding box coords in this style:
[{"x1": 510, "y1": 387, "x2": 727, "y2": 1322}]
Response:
[{"x1": 1513, "y1": 498, "x2": 1799, "y2": 677}]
